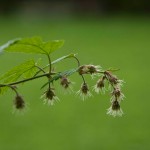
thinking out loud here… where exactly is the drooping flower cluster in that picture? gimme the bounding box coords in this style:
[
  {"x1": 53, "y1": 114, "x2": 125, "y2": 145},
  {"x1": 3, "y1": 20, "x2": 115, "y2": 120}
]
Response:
[
  {"x1": 78, "y1": 64, "x2": 101, "y2": 78},
  {"x1": 5, "y1": 63, "x2": 125, "y2": 117},
  {"x1": 0, "y1": 37, "x2": 125, "y2": 117},
  {"x1": 77, "y1": 66, "x2": 125, "y2": 117},
  {"x1": 104, "y1": 71, "x2": 125, "y2": 117}
]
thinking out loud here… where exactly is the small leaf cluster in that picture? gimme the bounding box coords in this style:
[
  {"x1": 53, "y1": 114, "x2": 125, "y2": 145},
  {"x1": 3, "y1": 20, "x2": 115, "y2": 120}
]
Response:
[{"x1": 0, "y1": 37, "x2": 125, "y2": 116}]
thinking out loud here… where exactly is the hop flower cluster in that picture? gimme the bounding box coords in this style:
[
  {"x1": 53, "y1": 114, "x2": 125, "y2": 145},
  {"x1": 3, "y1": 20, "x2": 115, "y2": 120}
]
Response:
[
  {"x1": 104, "y1": 71, "x2": 125, "y2": 117},
  {"x1": 40, "y1": 65, "x2": 125, "y2": 117},
  {"x1": 78, "y1": 64, "x2": 101, "y2": 78},
  {"x1": 4, "y1": 64, "x2": 125, "y2": 117},
  {"x1": 0, "y1": 38, "x2": 125, "y2": 117},
  {"x1": 41, "y1": 88, "x2": 59, "y2": 106}
]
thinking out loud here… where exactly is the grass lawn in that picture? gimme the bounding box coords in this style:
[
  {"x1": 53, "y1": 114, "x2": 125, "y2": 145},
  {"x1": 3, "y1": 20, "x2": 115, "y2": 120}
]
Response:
[{"x1": 0, "y1": 16, "x2": 150, "y2": 150}]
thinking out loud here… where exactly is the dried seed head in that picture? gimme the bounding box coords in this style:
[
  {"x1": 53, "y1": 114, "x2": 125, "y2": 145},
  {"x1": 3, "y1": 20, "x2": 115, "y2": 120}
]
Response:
[
  {"x1": 46, "y1": 89, "x2": 55, "y2": 100},
  {"x1": 81, "y1": 83, "x2": 89, "y2": 94},
  {"x1": 111, "y1": 88, "x2": 125, "y2": 102},
  {"x1": 14, "y1": 95, "x2": 25, "y2": 110},
  {"x1": 112, "y1": 88, "x2": 121, "y2": 97},
  {"x1": 76, "y1": 83, "x2": 92, "y2": 100},
  {"x1": 97, "y1": 77, "x2": 105, "y2": 88},
  {"x1": 41, "y1": 88, "x2": 59, "y2": 106},
  {"x1": 107, "y1": 100, "x2": 123, "y2": 117},
  {"x1": 93, "y1": 76, "x2": 106, "y2": 93},
  {"x1": 104, "y1": 71, "x2": 118, "y2": 85},
  {"x1": 60, "y1": 76, "x2": 71, "y2": 89},
  {"x1": 78, "y1": 65, "x2": 89, "y2": 75},
  {"x1": 87, "y1": 65, "x2": 101, "y2": 74},
  {"x1": 112, "y1": 100, "x2": 120, "y2": 110}
]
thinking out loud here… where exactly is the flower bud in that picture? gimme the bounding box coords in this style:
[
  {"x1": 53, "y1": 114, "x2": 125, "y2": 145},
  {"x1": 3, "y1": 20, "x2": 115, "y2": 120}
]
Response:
[
  {"x1": 87, "y1": 65, "x2": 101, "y2": 74},
  {"x1": 104, "y1": 71, "x2": 118, "y2": 84},
  {"x1": 93, "y1": 76, "x2": 106, "y2": 93},
  {"x1": 112, "y1": 100, "x2": 120, "y2": 110},
  {"x1": 76, "y1": 82, "x2": 92, "y2": 100},
  {"x1": 107, "y1": 100, "x2": 123, "y2": 117},
  {"x1": 41, "y1": 88, "x2": 59, "y2": 106},
  {"x1": 111, "y1": 88, "x2": 125, "y2": 102},
  {"x1": 60, "y1": 76, "x2": 71, "y2": 89},
  {"x1": 78, "y1": 65, "x2": 89, "y2": 75},
  {"x1": 14, "y1": 95, "x2": 25, "y2": 110}
]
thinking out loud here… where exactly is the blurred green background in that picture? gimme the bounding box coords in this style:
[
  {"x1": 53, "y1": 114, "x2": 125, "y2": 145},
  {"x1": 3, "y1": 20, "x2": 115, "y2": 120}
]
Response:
[{"x1": 0, "y1": 1, "x2": 150, "y2": 150}]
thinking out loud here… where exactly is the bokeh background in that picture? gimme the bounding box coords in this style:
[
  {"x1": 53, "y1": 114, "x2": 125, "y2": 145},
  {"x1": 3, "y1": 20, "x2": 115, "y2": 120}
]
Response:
[{"x1": 0, "y1": 0, "x2": 150, "y2": 150}]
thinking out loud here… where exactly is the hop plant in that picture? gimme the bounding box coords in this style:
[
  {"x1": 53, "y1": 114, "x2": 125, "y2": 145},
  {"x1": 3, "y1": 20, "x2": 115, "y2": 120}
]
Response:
[{"x1": 0, "y1": 37, "x2": 125, "y2": 116}]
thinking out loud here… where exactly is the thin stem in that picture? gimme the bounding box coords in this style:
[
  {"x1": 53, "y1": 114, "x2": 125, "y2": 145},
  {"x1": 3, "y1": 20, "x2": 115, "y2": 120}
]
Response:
[
  {"x1": 97, "y1": 71, "x2": 105, "y2": 74},
  {"x1": 73, "y1": 56, "x2": 86, "y2": 84},
  {"x1": 73, "y1": 56, "x2": 80, "y2": 67},
  {"x1": 0, "y1": 73, "x2": 50, "y2": 88},
  {"x1": 7, "y1": 85, "x2": 19, "y2": 96},
  {"x1": 34, "y1": 54, "x2": 80, "y2": 76},
  {"x1": 46, "y1": 54, "x2": 52, "y2": 89},
  {"x1": 35, "y1": 65, "x2": 46, "y2": 74},
  {"x1": 47, "y1": 54, "x2": 52, "y2": 74},
  {"x1": 81, "y1": 75, "x2": 86, "y2": 84}
]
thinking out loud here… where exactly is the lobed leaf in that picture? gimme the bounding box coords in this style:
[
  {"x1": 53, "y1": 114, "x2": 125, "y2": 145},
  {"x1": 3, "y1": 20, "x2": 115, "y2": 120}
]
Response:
[
  {"x1": 41, "y1": 40, "x2": 64, "y2": 54},
  {"x1": 0, "y1": 87, "x2": 9, "y2": 95},
  {"x1": 2, "y1": 37, "x2": 64, "y2": 55},
  {"x1": 0, "y1": 60, "x2": 37, "y2": 84}
]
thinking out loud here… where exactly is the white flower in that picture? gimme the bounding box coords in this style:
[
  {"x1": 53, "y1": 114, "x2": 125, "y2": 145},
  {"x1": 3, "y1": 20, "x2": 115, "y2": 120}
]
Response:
[
  {"x1": 76, "y1": 89, "x2": 92, "y2": 100},
  {"x1": 93, "y1": 84, "x2": 106, "y2": 94},
  {"x1": 88, "y1": 65, "x2": 102, "y2": 79},
  {"x1": 111, "y1": 88, "x2": 125, "y2": 102},
  {"x1": 76, "y1": 83, "x2": 92, "y2": 100},
  {"x1": 78, "y1": 65, "x2": 101, "y2": 76},
  {"x1": 107, "y1": 100, "x2": 123, "y2": 117},
  {"x1": 107, "y1": 107, "x2": 123, "y2": 117},
  {"x1": 41, "y1": 88, "x2": 59, "y2": 106},
  {"x1": 88, "y1": 65, "x2": 101, "y2": 73},
  {"x1": 93, "y1": 77, "x2": 106, "y2": 94},
  {"x1": 78, "y1": 65, "x2": 90, "y2": 75},
  {"x1": 60, "y1": 76, "x2": 75, "y2": 94},
  {"x1": 116, "y1": 80, "x2": 124, "y2": 88}
]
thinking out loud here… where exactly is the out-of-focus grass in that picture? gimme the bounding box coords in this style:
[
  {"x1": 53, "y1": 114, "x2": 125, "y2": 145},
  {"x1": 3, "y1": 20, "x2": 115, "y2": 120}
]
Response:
[{"x1": 0, "y1": 16, "x2": 150, "y2": 150}]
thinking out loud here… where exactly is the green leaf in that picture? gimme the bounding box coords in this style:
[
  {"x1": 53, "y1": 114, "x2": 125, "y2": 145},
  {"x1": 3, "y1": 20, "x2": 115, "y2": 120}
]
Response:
[
  {"x1": 4, "y1": 37, "x2": 44, "y2": 54},
  {"x1": 31, "y1": 53, "x2": 76, "y2": 76},
  {"x1": 42, "y1": 40, "x2": 64, "y2": 54},
  {"x1": 0, "y1": 60, "x2": 37, "y2": 83},
  {"x1": 107, "y1": 67, "x2": 120, "y2": 72},
  {"x1": 3, "y1": 37, "x2": 64, "y2": 55},
  {"x1": 41, "y1": 68, "x2": 78, "y2": 89},
  {"x1": 51, "y1": 53, "x2": 76, "y2": 65},
  {"x1": 0, "y1": 38, "x2": 20, "y2": 53},
  {"x1": 0, "y1": 87, "x2": 9, "y2": 95}
]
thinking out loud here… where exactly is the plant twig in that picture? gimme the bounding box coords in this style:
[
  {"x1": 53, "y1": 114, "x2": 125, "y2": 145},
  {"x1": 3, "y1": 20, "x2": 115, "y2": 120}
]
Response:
[{"x1": 0, "y1": 72, "x2": 51, "y2": 87}]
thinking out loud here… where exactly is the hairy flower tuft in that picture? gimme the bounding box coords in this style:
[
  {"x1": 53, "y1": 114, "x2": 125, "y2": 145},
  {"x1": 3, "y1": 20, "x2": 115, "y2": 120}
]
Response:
[
  {"x1": 78, "y1": 65, "x2": 101, "y2": 76},
  {"x1": 111, "y1": 88, "x2": 125, "y2": 102},
  {"x1": 14, "y1": 95, "x2": 25, "y2": 110},
  {"x1": 41, "y1": 88, "x2": 59, "y2": 106},
  {"x1": 76, "y1": 82, "x2": 92, "y2": 100},
  {"x1": 93, "y1": 76, "x2": 106, "y2": 93},
  {"x1": 87, "y1": 65, "x2": 101, "y2": 74},
  {"x1": 60, "y1": 76, "x2": 71, "y2": 89},
  {"x1": 104, "y1": 71, "x2": 119, "y2": 85},
  {"x1": 107, "y1": 100, "x2": 123, "y2": 117},
  {"x1": 78, "y1": 65, "x2": 89, "y2": 75}
]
